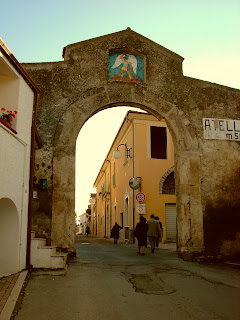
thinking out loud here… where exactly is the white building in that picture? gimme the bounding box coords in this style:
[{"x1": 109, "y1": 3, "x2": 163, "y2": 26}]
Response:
[
  {"x1": 78, "y1": 213, "x2": 88, "y2": 235},
  {"x1": 0, "y1": 39, "x2": 39, "y2": 277},
  {"x1": 89, "y1": 193, "x2": 97, "y2": 235}
]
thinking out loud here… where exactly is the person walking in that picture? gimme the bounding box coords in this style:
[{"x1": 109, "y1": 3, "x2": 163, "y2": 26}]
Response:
[
  {"x1": 154, "y1": 216, "x2": 163, "y2": 248},
  {"x1": 111, "y1": 222, "x2": 122, "y2": 244},
  {"x1": 147, "y1": 214, "x2": 161, "y2": 253},
  {"x1": 86, "y1": 226, "x2": 90, "y2": 236},
  {"x1": 134, "y1": 216, "x2": 148, "y2": 255}
]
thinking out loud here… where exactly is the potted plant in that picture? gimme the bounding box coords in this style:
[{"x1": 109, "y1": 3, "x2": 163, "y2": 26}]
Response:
[{"x1": 0, "y1": 108, "x2": 17, "y2": 129}]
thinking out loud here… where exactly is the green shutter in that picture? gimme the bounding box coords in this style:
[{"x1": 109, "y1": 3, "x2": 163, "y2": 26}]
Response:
[{"x1": 113, "y1": 174, "x2": 115, "y2": 187}]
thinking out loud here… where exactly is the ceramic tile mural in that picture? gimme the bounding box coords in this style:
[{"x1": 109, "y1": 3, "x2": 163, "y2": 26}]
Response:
[{"x1": 109, "y1": 53, "x2": 144, "y2": 82}]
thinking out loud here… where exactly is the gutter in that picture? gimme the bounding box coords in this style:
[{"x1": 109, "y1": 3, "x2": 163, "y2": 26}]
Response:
[
  {"x1": 26, "y1": 91, "x2": 39, "y2": 270},
  {"x1": 132, "y1": 121, "x2": 135, "y2": 244},
  {"x1": 106, "y1": 159, "x2": 112, "y2": 236},
  {"x1": 0, "y1": 39, "x2": 40, "y2": 92}
]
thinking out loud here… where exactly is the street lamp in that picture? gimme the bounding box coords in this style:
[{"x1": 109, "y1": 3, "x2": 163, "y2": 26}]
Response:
[
  {"x1": 113, "y1": 143, "x2": 132, "y2": 159},
  {"x1": 113, "y1": 142, "x2": 134, "y2": 243}
]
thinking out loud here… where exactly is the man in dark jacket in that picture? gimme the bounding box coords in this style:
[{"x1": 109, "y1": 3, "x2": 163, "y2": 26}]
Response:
[{"x1": 135, "y1": 215, "x2": 148, "y2": 255}]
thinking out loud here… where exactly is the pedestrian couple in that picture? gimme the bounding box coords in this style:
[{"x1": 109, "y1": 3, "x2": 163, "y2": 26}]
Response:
[
  {"x1": 147, "y1": 214, "x2": 162, "y2": 253},
  {"x1": 135, "y1": 214, "x2": 162, "y2": 254}
]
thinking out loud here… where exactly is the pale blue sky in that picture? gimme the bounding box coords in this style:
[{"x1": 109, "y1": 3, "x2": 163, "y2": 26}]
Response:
[
  {"x1": 1, "y1": 0, "x2": 239, "y2": 216},
  {"x1": 0, "y1": 0, "x2": 240, "y2": 88},
  {"x1": 1, "y1": 0, "x2": 239, "y2": 88}
]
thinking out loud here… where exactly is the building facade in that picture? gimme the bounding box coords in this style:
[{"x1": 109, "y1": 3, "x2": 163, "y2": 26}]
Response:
[
  {"x1": 0, "y1": 39, "x2": 39, "y2": 277},
  {"x1": 89, "y1": 193, "x2": 97, "y2": 235},
  {"x1": 78, "y1": 212, "x2": 88, "y2": 235},
  {"x1": 94, "y1": 111, "x2": 176, "y2": 242}
]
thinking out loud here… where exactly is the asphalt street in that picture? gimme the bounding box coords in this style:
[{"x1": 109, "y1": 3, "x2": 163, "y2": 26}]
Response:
[{"x1": 13, "y1": 235, "x2": 240, "y2": 320}]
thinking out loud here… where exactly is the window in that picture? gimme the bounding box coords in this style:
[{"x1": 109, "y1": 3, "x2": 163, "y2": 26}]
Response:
[
  {"x1": 107, "y1": 173, "x2": 110, "y2": 192},
  {"x1": 101, "y1": 182, "x2": 105, "y2": 194},
  {"x1": 162, "y1": 172, "x2": 175, "y2": 194},
  {"x1": 151, "y1": 126, "x2": 167, "y2": 159},
  {"x1": 114, "y1": 205, "x2": 117, "y2": 223},
  {"x1": 123, "y1": 146, "x2": 128, "y2": 165},
  {"x1": 113, "y1": 162, "x2": 116, "y2": 187},
  {"x1": 120, "y1": 212, "x2": 123, "y2": 228},
  {"x1": 125, "y1": 197, "x2": 129, "y2": 227}
]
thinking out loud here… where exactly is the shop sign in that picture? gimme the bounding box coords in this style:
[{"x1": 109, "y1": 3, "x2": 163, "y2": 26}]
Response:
[{"x1": 203, "y1": 118, "x2": 240, "y2": 141}]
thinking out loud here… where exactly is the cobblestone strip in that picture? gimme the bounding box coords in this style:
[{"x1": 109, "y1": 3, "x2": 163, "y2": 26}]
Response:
[{"x1": 0, "y1": 274, "x2": 20, "y2": 314}]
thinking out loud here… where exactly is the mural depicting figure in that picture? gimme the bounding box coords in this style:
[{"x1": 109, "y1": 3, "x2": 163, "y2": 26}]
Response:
[{"x1": 109, "y1": 52, "x2": 144, "y2": 82}]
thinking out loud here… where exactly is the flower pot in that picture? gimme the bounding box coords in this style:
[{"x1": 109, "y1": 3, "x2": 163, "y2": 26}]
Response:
[{"x1": 0, "y1": 118, "x2": 12, "y2": 129}]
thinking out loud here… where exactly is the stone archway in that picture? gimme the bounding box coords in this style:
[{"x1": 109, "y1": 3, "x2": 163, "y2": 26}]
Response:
[
  {"x1": 51, "y1": 90, "x2": 204, "y2": 258},
  {"x1": 24, "y1": 28, "x2": 240, "y2": 260}
]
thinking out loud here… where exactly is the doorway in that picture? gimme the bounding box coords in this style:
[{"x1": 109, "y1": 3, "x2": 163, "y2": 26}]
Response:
[{"x1": 0, "y1": 198, "x2": 19, "y2": 277}]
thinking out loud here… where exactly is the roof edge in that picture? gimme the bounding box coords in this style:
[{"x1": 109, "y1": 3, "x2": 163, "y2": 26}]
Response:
[
  {"x1": 93, "y1": 110, "x2": 154, "y2": 186},
  {"x1": 62, "y1": 28, "x2": 184, "y2": 62},
  {"x1": 0, "y1": 38, "x2": 40, "y2": 93}
]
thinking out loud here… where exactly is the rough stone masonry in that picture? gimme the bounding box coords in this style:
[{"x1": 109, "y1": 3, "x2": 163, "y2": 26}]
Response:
[{"x1": 22, "y1": 28, "x2": 240, "y2": 260}]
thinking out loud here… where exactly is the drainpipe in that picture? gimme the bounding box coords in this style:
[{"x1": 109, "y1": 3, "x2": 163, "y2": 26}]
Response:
[
  {"x1": 132, "y1": 121, "x2": 135, "y2": 244},
  {"x1": 26, "y1": 91, "x2": 39, "y2": 270},
  {"x1": 95, "y1": 193, "x2": 98, "y2": 235},
  {"x1": 106, "y1": 159, "x2": 112, "y2": 234},
  {"x1": 104, "y1": 170, "x2": 107, "y2": 237}
]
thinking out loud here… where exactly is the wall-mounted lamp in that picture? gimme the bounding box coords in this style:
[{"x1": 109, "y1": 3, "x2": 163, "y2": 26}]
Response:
[{"x1": 113, "y1": 143, "x2": 132, "y2": 159}]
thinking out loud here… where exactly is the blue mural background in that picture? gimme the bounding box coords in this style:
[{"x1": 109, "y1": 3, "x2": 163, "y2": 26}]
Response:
[{"x1": 109, "y1": 53, "x2": 144, "y2": 82}]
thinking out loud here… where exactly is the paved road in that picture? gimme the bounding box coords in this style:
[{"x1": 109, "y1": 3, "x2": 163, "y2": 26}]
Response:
[
  {"x1": 13, "y1": 235, "x2": 240, "y2": 320},
  {"x1": 75, "y1": 235, "x2": 177, "y2": 262}
]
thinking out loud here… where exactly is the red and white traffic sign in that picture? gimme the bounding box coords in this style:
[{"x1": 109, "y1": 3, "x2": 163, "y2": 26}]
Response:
[{"x1": 136, "y1": 192, "x2": 146, "y2": 203}]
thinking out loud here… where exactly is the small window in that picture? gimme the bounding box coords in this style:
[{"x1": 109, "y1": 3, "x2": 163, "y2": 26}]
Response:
[
  {"x1": 120, "y1": 212, "x2": 123, "y2": 228},
  {"x1": 123, "y1": 147, "x2": 128, "y2": 165},
  {"x1": 162, "y1": 172, "x2": 175, "y2": 194},
  {"x1": 101, "y1": 182, "x2": 105, "y2": 194},
  {"x1": 151, "y1": 126, "x2": 167, "y2": 159},
  {"x1": 114, "y1": 205, "x2": 117, "y2": 223},
  {"x1": 113, "y1": 162, "x2": 116, "y2": 187}
]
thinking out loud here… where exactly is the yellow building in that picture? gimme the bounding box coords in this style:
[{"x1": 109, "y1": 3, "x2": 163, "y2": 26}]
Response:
[{"x1": 93, "y1": 111, "x2": 176, "y2": 242}]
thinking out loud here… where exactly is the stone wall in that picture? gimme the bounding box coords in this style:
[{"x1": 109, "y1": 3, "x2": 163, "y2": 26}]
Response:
[
  {"x1": 22, "y1": 28, "x2": 240, "y2": 260},
  {"x1": 32, "y1": 147, "x2": 53, "y2": 242}
]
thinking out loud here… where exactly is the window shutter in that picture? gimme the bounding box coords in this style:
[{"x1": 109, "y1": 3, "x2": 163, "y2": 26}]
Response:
[{"x1": 151, "y1": 126, "x2": 167, "y2": 159}]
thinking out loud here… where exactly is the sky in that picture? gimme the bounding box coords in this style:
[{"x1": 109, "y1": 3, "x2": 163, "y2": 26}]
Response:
[
  {"x1": 1, "y1": 0, "x2": 240, "y2": 217},
  {"x1": 75, "y1": 106, "x2": 143, "y2": 218}
]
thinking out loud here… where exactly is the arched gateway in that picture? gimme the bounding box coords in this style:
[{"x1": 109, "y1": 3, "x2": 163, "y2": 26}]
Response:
[{"x1": 24, "y1": 28, "x2": 240, "y2": 260}]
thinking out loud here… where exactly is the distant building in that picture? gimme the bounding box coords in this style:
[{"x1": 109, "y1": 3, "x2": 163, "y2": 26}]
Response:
[
  {"x1": 0, "y1": 39, "x2": 39, "y2": 277},
  {"x1": 89, "y1": 193, "x2": 97, "y2": 235},
  {"x1": 94, "y1": 111, "x2": 176, "y2": 242},
  {"x1": 79, "y1": 213, "x2": 88, "y2": 235}
]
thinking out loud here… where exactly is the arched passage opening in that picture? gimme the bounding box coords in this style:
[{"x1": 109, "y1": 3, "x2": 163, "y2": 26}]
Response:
[
  {"x1": 75, "y1": 106, "x2": 145, "y2": 241},
  {"x1": 75, "y1": 105, "x2": 177, "y2": 246},
  {"x1": 52, "y1": 93, "x2": 204, "y2": 259},
  {"x1": 0, "y1": 198, "x2": 19, "y2": 277}
]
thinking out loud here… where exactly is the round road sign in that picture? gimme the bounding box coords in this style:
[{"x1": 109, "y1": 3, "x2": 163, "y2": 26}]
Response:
[{"x1": 136, "y1": 192, "x2": 146, "y2": 203}]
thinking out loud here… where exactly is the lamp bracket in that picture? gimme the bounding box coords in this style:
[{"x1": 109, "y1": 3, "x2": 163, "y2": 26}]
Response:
[{"x1": 116, "y1": 143, "x2": 132, "y2": 158}]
